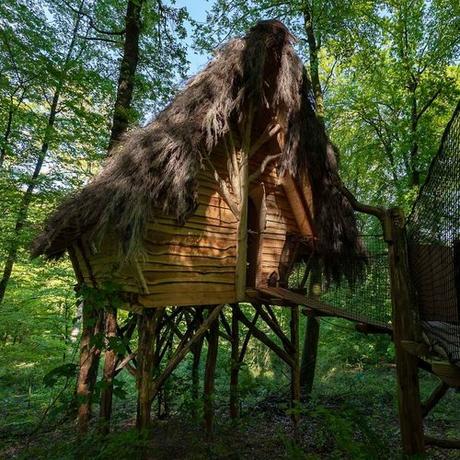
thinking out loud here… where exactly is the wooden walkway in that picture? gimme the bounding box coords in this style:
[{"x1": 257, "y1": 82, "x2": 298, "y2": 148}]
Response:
[{"x1": 246, "y1": 286, "x2": 393, "y2": 334}]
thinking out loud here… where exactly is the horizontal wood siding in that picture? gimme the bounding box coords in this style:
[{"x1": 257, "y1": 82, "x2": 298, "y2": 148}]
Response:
[
  {"x1": 253, "y1": 161, "x2": 304, "y2": 287},
  {"x1": 73, "y1": 142, "x2": 313, "y2": 306},
  {"x1": 77, "y1": 165, "x2": 238, "y2": 307}
]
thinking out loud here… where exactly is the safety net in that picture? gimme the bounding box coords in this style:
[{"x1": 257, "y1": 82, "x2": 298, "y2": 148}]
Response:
[
  {"x1": 406, "y1": 102, "x2": 460, "y2": 366},
  {"x1": 289, "y1": 232, "x2": 392, "y2": 329}
]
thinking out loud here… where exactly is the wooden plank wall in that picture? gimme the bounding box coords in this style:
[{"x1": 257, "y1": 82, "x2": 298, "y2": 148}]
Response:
[
  {"x1": 75, "y1": 156, "x2": 238, "y2": 307},
  {"x1": 73, "y1": 143, "x2": 313, "y2": 307},
  {"x1": 248, "y1": 143, "x2": 309, "y2": 288}
]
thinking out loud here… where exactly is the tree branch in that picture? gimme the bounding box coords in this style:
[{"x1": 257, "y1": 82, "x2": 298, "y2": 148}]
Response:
[
  {"x1": 204, "y1": 157, "x2": 240, "y2": 217},
  {"x1": 250, "y1": 123, "x2": 281, "y2": 156},
  {"x1": 416, "y1": 88, "x2": 441, "y2": 122},
  {"x1": 249, "y1": 153, "x2": 282, "y2": 183}
]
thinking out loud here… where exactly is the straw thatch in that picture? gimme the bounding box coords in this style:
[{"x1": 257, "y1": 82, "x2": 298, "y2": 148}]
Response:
[{"x1": 32, "y1": 19, "x2": 365, "y2": 283}]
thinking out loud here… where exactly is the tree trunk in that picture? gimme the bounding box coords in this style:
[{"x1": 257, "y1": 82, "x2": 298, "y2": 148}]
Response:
[
  {"x1": 235, "y1": 104, "x2": 255, "y2": 300},
  {"x1": 0, "y1": 0, "x2": 85, "y2": 305},
  {"x1": 107, "y1": 0, "x2": 144, "y2": 152},
  {"x1": 97, "y1": 0, "x2": 144, "y2": 431},
  {"x1": 409, "y1": 84, "x2": 420, "y2": 187},
  {"x1": 0, "y1": 87, "x2": 26, "y2": 169},
  {"x1": 303, "y1": 3, "x2": 325, "y2": 125},
  {"x1": 203, "y1": 308, "x2": 219, "y2": 439}
]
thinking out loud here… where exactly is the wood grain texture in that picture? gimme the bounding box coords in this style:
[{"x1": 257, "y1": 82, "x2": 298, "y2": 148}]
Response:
[{"x1": 76, "y1": 147, "x2": 316, "y2": 307}]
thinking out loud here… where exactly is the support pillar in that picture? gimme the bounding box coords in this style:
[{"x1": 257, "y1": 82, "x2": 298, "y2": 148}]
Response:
[
  {"x1": 76, "y1": 301, "x2": 103, "y2": 435},
  {"x1": 300, "y1": 315, "x2": 320, "y2": 396},
  {"x1": 300, "y1": 262, "x2": 321, "y2": 396},
  {"x1": 99, "y1": 307, "x2": 117, "y2": 434},
  {"x1": 290, "y1": 304, "x2": 300, "y2": 425},
  {"x1": 136, "y1": 308, "x2": 161, "y2": 432},
  {"x1": 229, "y1": 304, "x2": 240, "y2": 419},
  {"x1": 386, "y1": 208, "x2": 425, "y2": 455},
  {"x1": 191, "y1": 309, "x2": 204, "y2": 417},
  {"x1": 203, "y1": 307, "x2": 219, "y2": 439}
]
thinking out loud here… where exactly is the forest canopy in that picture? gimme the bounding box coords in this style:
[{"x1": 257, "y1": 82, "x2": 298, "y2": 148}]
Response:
[{"x1": 0, "y1": 0, "x2": 459, "y2": 458}]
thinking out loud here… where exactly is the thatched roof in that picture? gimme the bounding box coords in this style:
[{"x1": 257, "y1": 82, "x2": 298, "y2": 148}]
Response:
[{"x1": 32, "y1": 20, "x2": 365, "y2": 283}]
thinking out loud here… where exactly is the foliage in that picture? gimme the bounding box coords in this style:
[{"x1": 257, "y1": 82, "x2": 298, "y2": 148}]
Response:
[{"x1": 0, "y1": 0, "x2": 459, "y2": 458}]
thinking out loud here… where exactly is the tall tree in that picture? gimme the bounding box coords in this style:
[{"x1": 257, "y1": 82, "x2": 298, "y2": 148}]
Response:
[
  {"x1": 0, "y1": 0, "x2": 190, "y2": 306},
  {"x1": 0, "y1": 0, "x2": 87, "y2": 304}
]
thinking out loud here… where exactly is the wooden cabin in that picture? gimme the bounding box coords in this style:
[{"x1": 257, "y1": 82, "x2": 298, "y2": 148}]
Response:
[{"x1": 32, "y1": 20, "x2": 364, "y2": 309}]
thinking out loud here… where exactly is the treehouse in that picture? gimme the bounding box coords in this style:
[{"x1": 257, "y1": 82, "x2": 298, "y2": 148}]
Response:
[
  {"x1": 32, "y1": 21, "x2": 460, "y2": 453},
  {"x1": 33, "y1": 20, "x2": 364, "y2": 308}
]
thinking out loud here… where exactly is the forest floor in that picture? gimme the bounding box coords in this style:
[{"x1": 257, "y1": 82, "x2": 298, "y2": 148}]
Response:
[{"x1": 1, "y1": 363, "x2": 459, "y2": 460}]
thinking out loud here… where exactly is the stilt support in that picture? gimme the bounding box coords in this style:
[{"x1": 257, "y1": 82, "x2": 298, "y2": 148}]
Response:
[
  {"x1": 76, "y1": 301, "x2": 103, "y2": 435},
  {"x1": 229, "y1": 304, "x2": 240, "y2": 419},
  {"x1": 204, "y1": 307, "x2": 219, "y2": 439},
  {"x1": 300, "y1": 314, "x2": 320, "y2": 396},
  {"x1": 386, "y1": 208, "x2": 425, "y2": 455},
  {"x1": 99, "y1": 307, "x2": 118, "y2": 434},
  {"x1": 136, "y1": 308, "x2": 162, "y2": 432},
  {"x1": 290, "y1": 304, "x2": 301, "y2": 425}
]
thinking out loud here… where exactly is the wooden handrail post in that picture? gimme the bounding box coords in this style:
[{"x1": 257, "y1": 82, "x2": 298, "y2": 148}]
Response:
[{"x1": 385, "y1": 207, "x2": 424, "y2": 455}]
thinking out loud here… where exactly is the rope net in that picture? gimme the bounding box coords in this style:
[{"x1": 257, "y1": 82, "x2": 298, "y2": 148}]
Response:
[
  {"x1": 288, "y1": 233, "x2": 392, "y2": 328},
  {"x1": 406, "y1": 102, "x2": 460, "y2": 366}
]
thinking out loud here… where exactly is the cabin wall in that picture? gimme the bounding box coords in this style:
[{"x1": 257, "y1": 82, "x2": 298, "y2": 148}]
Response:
[
  {"x1": 248, "y1": 143, "x2": 314, "y2": 288},
  {"x1": 73, "y1": 144, "x2": 314, "y2": 307},
  {"x1": 74, "y1": 160, "x2": 238, "y2": 308},
  {"x1": 255, "y1": 164, "x2": 308, "y2": 288}
]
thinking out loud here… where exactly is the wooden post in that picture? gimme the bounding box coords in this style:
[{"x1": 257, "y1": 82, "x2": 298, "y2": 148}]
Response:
[
  {"x1": 290, "y1": 304, "x2": 301, "y2": 425},
  {"x1": 136, "y1": 308, "x2": 161, "y2": 432},
  {"x1": 191, "y1": 338, "x2": 203, "y2": 418},
  {"x1": 76, "y1": 301, "x2": 103, "y2": 435},
  {"x1": 235, "y1": 106, "x2": 254, "y2": 300},
  {"x1": 300, "y1": 315, "x2": 320, "y2": 395},
  {"x1": 99, "y1": 307, "x2": 117, "y2": 434},
  {"x1": 203, "y1": 307, "x2": 219, "y2": 439},
  {"x1": 300, "y1": 262, "x2": 321, "y2": 395},
  {"x1": 229, "y1": 304, "x2": 240, "y2": 419},
  {"x1": 386, "y1": 208, "x2": 425, "y2": 455}
]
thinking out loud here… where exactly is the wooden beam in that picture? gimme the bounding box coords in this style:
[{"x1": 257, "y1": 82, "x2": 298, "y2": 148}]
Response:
[
  {"x1": 238, "y1": 311, "x2": 259, "y2": 364},
  {"x1": 237, "y1": 305, "x2": 294, "y2": 367},
  {"x1": 76, "y1": 301, "x2": 103, "y2": 435},
  {"x1": 136, "y1": 308, "x2": 162, "y2": 431},
  {"x1": 230, "y1": 304, "x2": 240, "y2": 419},
  {"x1": 422, "y1": 381, "x2": 449, "y2": 418},
  {"x1": 149, "y1": 305, "x2": 224, "y2": 401},
  {"x1": 386, "y1": 208, "x2": 425, "y2": 455},
  {"x1": 204, "y1": 307, "x2": 220, "y2": 439},
  {"x1": 290, "y1": 304, "x2": 300, "y2": 426},
  {"x1": 99, "y1": 307, "x2": 118, "y2": 434},
  {"x1": 253, "y1": 303, "x2": 293, "y2": 353}
]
